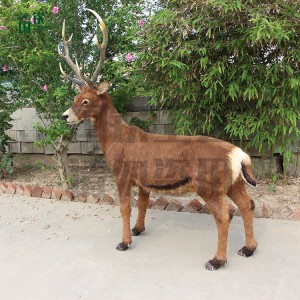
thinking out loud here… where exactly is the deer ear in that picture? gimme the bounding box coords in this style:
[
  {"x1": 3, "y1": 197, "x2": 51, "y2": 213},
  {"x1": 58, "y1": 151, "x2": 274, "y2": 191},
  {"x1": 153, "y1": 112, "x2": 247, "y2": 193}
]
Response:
[{"x1": 97, "y1": 81, "x2": 110, "y2": 95}]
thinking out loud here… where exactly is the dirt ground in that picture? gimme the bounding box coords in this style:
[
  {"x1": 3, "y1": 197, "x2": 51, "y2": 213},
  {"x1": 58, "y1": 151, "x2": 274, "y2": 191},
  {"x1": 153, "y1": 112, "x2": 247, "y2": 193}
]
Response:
[{"x1": 4, "y1": 155, "x2": 300, "y2": 219}]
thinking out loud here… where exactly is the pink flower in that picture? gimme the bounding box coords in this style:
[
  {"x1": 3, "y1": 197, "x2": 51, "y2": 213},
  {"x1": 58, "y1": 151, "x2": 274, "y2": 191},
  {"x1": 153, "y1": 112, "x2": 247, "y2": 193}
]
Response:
[
  {"x1": 52, "y1": 6, "x2": 59, "y2": 14},
  {"x1": 0, "y1": 26, "x2": 7, "y2": 30},
  {"x1": 138, "y1": 19, "x2": 145, "y2": 27},
  {"x1": 125, "y1": 53, "x2": 134, "y2": 63},
  {"x1": 2, "y1": 65, "x2": 9, "y2": 72},
  {"x1": 43, "y1": 84, "x2": 48, "y2": 92},
  {"x1": 30, "y1": 17, "x2": 35, "y2": 24}
]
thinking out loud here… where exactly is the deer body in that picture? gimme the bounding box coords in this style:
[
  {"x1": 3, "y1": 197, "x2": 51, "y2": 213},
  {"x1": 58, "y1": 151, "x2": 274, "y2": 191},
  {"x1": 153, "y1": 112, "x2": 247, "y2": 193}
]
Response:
[{"x1": 59, "y1": 10, "x2": 257, "y2": 270}]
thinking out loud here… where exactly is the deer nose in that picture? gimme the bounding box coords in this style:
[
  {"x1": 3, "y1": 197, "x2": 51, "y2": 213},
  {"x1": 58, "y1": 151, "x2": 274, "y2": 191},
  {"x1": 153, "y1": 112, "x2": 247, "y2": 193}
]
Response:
[{"x1": 62, "y1": 113, "x2": 68, "y2": 121}]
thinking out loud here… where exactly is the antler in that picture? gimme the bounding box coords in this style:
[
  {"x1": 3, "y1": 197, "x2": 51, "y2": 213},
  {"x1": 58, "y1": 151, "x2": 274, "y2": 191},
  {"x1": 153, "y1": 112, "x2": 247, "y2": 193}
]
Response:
[
  {"x1": 58, "y1": 9, "x2": 108, "y2": 88},
  {"x1": 58, "y1": 20, "x2": 86, "y2": 86},
  {"x1": 86, "y1": 8, "x2": 108, "y2": 85}
]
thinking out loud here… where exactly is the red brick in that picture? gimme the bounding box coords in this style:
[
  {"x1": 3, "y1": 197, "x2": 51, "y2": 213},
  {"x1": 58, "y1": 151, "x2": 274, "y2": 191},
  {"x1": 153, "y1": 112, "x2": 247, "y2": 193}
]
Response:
[
  {"x1": 262, "y1": 202, "x2": 274, "y2": 218},
  {"x1": 51, "y1": 189, "x2": 62, "y2": 200},
  {"x1": 74, "y1": 191, "x2": 87, "y2": 203},
  {"x1": 148, "y1": 199, "x2": 154, "y2": 209},
  {"x1": 32, "y1": 186, "x2": 43, "y2": 198},
  {"x1": 199, "y1": 204, "x2": 211, "y2": 215},
  {"x1": 228, "y1": 204, "x2": 236, "y2": 217},
  {"x1": 42, "y1": 186, "x2": 53, "y2": 199},
  {"x1": 131, "y1": 197, "x2": 138, "y2": 208},
  {"x1": 61, "y1": 190, "x2": 74, "y2": 201},
  {"x1": 87, "y1": 193, "x2": 100, "y2": 204},
  {"x1": 6, "y1": 183, "x2": 16, "y2": 194},
  {"x1": 234, "y1": 209, "x2": 241, "y2": 217},
  {"x1": 253, "y1": 202, "x2": 263, "y2": 218},
  {"x1": 23, "y1": 185, "x2": 33, "y2": 197},
  {"x1": 99, "y1": 194, "x2": 114, "y2": 205},
  {"x1": 16, "y1": 185, "x2": 24, "y2": 195},
  {"x1": 0, "y1": 182, "x2": 7, "y2": 193},
  {"x1": 183, "y1": 199, "x2": 203, "y2": 213},
  {"x1": 165, "y1": 199, "x2": 183, "y2": 212},
  {"x1": 289, "y1": 208, "x2": 300, "y2": 221},
  {"x1": 152, "y1": 196, "x2": 169, "y2": 210},
  {"x1": 272, "y1": 205, "x2": 293, "y2": 219}
]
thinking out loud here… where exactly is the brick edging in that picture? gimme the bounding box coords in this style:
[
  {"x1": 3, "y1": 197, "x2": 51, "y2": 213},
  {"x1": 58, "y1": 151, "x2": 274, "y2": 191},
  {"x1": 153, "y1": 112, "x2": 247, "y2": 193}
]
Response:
[{"x1": 0, "y1": 181, "x2": 299, "y2": 220}]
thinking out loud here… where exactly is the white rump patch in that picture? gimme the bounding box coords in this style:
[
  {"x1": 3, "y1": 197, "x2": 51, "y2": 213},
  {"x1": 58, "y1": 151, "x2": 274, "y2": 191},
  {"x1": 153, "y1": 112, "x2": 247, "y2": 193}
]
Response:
[{"x1": 228, "y1": 147, "x2": 251, "y2": 184}]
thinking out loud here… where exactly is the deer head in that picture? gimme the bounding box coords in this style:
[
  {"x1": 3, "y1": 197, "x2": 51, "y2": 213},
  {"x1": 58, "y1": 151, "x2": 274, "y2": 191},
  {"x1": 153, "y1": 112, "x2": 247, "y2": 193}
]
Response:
[
  {"x1": 62, "y1": 81, "x2": 110, "y2": 124},
  {"x1": 59, "y1": 9, "x2": 110, "y2": 124}
]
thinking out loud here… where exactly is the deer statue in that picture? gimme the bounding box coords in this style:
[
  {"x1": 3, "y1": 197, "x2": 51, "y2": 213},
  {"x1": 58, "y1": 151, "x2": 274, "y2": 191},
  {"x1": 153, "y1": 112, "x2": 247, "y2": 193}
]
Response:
[{"x1": 59, "y1": 9, "x2": 257, "y2": 271}]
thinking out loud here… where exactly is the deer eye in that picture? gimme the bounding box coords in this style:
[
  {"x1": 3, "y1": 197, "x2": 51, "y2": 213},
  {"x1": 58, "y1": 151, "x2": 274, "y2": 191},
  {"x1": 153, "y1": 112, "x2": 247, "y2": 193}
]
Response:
[{"x1": 82, "y1": 99, "x2": 90, "y2": 106}]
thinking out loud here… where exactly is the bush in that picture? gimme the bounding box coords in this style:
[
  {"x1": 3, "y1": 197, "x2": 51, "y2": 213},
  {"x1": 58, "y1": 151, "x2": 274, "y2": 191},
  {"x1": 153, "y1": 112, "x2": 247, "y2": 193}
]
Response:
[{"x1": 135, "y1": 0, "x2": 300, "y2": 181}]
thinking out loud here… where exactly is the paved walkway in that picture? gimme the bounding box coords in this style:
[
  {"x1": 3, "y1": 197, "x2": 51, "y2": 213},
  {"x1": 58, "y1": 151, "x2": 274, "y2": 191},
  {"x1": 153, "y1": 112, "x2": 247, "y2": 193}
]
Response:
[{"x1": 0, "y1": 194, "x2": 300, "y2": 300}]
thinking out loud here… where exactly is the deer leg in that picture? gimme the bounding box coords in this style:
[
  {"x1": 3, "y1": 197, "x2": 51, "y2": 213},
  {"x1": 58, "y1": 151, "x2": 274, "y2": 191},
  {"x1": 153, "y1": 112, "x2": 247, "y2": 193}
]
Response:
[
  {"x1": 202, "y1": 196, "x2": 232, "y2": 271},
  {"x1": 132, "y1": 187, "x2": 150, "y2": 236},
  {"x1": 227, "y1": 179, "x2": 257, "y2": 257},
  {"x1": 116, "y1": 185, "x2": 132, "y2": 251}
]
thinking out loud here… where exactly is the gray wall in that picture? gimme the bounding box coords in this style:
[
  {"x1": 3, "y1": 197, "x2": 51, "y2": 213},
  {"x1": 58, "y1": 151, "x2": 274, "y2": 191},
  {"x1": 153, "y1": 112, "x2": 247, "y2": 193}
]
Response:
[{"x1": 6, "y1": 107, "x2": 174, "y2": 155}]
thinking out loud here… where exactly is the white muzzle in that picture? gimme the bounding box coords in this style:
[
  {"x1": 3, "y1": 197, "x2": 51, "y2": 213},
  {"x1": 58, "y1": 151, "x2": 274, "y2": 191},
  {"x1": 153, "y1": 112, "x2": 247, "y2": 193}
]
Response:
[{"x1": 62, "y1": 108, "x2": 79, "y2": 124}]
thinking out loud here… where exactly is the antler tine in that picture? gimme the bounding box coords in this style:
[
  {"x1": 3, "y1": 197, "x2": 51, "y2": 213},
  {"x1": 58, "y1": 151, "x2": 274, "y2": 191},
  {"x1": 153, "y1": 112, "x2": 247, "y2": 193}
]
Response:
[
  {"x1": 59, "y1": 62, "x2": 87, "y2": 86},
  {"x1": 58, "y1": 19, "x2": 86, "y2": 86},
  {"x1": 86, "y1": 8, "x2": 108, "y2": 85},
  {"x1": 67, "y1": 33, "x2": 73, "y2": 43}
]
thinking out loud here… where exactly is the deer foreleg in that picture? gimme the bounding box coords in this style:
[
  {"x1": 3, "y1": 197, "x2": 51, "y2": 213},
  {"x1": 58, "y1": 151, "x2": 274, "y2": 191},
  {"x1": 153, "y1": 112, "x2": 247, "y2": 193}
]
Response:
[{"x1": 116, "y1": 193, "x2": 132, "y2": 251}]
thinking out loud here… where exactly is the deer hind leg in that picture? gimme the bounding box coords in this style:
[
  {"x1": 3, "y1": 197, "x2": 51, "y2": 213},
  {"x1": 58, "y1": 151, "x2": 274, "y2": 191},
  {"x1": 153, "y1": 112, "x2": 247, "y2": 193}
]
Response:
[
  {"x1": 116, "y1": 184, "x2": 132, "y2": 251},
  {"x1": 202, "y1": 195, "x2": 232, "y2": 271},
  {"x1": 227, "y1": 179, "x2": 257, "y2": 257},
  {"x1": 132, "y1": 186, "x2": 150, "y2": 236}
]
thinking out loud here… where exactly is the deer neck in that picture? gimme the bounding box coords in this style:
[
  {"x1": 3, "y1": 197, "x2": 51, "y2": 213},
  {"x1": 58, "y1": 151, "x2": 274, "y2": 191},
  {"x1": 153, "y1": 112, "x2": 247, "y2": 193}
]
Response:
[{"x1": 92, "y1": 99, "x2": 126, "y2": 155}]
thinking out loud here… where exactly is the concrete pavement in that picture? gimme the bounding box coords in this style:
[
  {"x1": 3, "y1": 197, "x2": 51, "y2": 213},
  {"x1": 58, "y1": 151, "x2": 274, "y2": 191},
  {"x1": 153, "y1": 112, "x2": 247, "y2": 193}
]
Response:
[{"x1": 0, "y1": 193, "x2": 300, "y2": 300}]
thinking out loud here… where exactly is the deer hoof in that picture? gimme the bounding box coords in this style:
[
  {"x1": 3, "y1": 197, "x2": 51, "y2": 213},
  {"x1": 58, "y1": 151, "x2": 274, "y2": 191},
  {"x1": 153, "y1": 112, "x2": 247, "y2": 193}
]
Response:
[
  {"x1": 116, "y1": 242, "x2": 129, "y2": 251},
  {"x1": 204, "y1": 258, "x2": 226, "y2": 271},
  {"x1": 238, "y1": 246, "x2": 256, "y2": 257},
  {"x1": 131, "y1": 227, "x2": 145, "y2": 236}
]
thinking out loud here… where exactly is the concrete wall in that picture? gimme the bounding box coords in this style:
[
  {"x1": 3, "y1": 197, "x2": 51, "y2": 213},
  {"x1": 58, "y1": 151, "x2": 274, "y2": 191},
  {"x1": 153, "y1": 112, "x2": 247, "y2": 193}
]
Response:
[
  {"x1": 6, "y1": 107, "x2": 300, "y2": 176},
  {"x1": 6, "y1": 107, "x2": 174, "y2": 155}
]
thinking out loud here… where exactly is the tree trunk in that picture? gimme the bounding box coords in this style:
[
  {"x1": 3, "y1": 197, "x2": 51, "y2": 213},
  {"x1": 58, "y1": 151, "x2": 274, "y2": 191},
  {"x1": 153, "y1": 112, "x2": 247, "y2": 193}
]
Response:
[
  {"x1": 53, "y1": 146, "x2": 71, "y2": 191},
  {"x1": 0, "y1": 154, "x2": 3, "y2": 179}
]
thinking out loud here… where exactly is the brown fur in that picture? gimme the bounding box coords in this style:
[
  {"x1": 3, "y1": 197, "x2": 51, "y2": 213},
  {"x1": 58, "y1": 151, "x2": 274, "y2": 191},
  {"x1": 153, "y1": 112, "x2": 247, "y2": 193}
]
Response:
[{"x1": 63, "y1": 85, "x2": 257, "y2": 270}]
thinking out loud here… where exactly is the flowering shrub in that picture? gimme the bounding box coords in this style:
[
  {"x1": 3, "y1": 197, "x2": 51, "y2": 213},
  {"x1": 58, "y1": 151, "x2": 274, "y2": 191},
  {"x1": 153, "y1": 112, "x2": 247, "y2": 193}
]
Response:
[
  {"x1": 52, "y1": 6, "x2": 59, "y2": 14},
  {"x1": 125, "y1": 53, "x2": 134, "y2": 62},
  {"x1": 0, "y1": 0, "x2": 147, "y2": 182},
  {"x1": 2, "y1": 65, "x2": 9, "y2": 72},
  {"x1": 138, "y1": 19, "x2": 144, "y2": 27}
]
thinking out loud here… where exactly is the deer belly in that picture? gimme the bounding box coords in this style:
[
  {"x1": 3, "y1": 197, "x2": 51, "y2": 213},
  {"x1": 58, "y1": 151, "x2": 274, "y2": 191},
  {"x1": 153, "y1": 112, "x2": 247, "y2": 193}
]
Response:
[{"x1": 141, "y1": 177, "x2": 195, "y2": 195}]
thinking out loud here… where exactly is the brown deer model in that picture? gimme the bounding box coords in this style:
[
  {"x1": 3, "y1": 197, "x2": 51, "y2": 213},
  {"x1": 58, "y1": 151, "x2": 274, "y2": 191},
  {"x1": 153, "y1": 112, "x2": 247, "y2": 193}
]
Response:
[{"x1": 60, "y1": 9, "x2": 257, "y2": 271}]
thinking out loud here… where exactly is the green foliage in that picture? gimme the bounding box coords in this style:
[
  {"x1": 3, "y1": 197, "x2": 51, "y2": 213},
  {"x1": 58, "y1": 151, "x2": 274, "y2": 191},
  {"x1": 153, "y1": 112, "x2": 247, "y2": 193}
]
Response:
[
  {"x1": 129, "y1": 116, "x2": 154, "y2": 132},
  {"x1": 0, "y1": 0, "x2": 75, "y2": 149},
  {"x1": 66, "y1": 172, "x2": 74, "y2": 185},
  {"x1": 0, "y1": 0, "x2": 147, "y2": 183},
  {"x1": 0, "y1": 106, "x2": 14, "y2": 177},
  {"x1": 134, "y1": 0, "x2": 300, "y2": 180},
  {"x1": 0, "y1": 68, "x2": 18, "y2": 177},
  {"x1": 0, "y1": 0, "x2": 146, "y2": 145}
]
